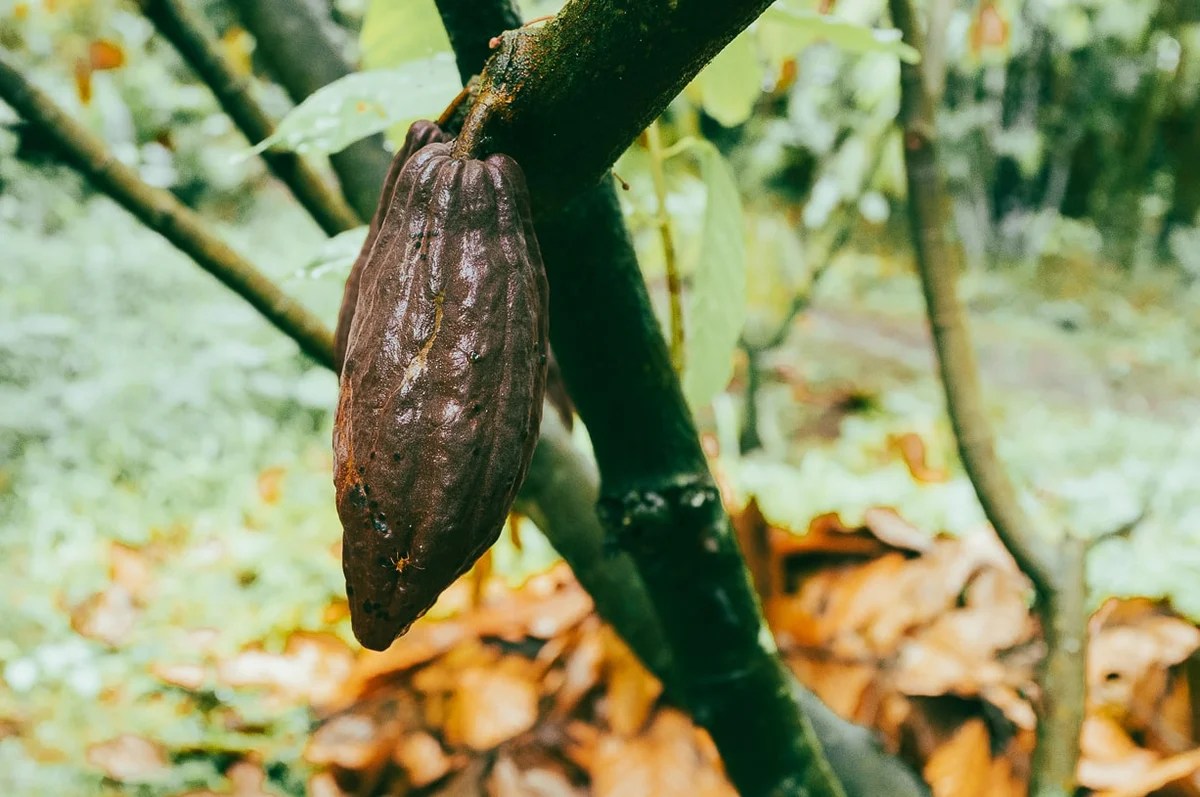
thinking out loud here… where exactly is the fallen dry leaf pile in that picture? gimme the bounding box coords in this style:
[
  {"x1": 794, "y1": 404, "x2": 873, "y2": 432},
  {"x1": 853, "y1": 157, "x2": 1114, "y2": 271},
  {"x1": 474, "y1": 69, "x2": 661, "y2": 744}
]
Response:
[{"x1": 70, "y1": 501, "x2": 1200, "y2": 797}]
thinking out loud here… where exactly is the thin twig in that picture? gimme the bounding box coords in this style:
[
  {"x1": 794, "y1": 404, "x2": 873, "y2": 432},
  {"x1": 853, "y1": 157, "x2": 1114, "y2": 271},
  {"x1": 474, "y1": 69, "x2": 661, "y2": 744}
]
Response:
[
  {"x1": 0, "y1": 51, "x2": 336, "y2": 369},
  {"x1": 139, "y1": 0, "x2": 362, "y2": 235},
  {"x1": 646, "y1": 120, "x2": 686, "y2": 373}
]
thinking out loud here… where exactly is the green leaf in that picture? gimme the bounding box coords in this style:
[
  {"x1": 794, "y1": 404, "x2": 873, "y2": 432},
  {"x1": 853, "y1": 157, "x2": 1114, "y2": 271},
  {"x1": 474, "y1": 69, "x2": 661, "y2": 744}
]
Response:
[
  {"x1": 251, "y1": 60, "x2": 460, "y2": 156},
  {"x1": 360, "y1": 0, "x2": 452, "y2": 70},
  {"x1": 293, "y1": 225, "x2": 369, "y2": 282},
  {"x1": 693, "y1": 30, "x2": 762, "y2": 127},
  {"x1": 763, "y1": 3, "x2": 920, "y2": 64},
  {"x1": 670, "y1": 138, "x2": 747, "y2": 410}
]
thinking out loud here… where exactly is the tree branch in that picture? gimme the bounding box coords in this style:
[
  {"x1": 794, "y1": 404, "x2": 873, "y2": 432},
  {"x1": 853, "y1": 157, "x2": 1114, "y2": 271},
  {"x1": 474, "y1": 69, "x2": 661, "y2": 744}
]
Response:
[
  {"x1": 230, "y1": 0, "x2": 393, "y2": 220},
  {"x1": 459, "y1": 0, "x2": 777, "y2": 209},
  {"x1": 538, "y1": 182, "x2": 845, "y2": 797},
  {"x1": 138, "y1": 0, "x2": 361, "y2": 235},
  {"x1": 888, "y1": 0, "x2": 1056, "y2": 596},
  {"x1": 888, "y1": 1, "x2": 1087, "y2": 793},
  {"x1": 0, "y1": 51, "x2": 336, "y2": 369}
]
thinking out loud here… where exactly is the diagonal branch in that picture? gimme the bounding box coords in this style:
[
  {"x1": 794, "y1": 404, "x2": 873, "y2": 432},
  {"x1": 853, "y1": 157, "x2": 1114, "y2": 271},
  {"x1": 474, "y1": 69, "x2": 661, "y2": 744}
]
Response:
[
  {"x1": 138, "y1": 0, "x2": 362, "y2": 235},
  {"x1": 0, "y1": 51, "x2": 336, "y2": 369}
]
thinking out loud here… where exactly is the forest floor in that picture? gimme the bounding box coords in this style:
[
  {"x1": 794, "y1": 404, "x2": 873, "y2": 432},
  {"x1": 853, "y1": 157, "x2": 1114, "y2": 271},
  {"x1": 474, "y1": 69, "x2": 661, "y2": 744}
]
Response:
[{"x1": 3, "y1": 179, "x2": 1200, "y2": 795}]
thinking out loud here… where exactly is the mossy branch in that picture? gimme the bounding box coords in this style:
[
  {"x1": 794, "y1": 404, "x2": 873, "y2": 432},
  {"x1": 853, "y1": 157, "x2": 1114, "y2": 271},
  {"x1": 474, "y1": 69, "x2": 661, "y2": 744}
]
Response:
[{"x1": 458, "y1": 0, "x2": 777, "y2": 209}]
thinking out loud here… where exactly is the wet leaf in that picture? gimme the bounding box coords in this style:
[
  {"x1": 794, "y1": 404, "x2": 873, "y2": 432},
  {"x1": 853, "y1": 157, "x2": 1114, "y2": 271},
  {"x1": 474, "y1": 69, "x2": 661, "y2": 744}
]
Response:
[
  {"x1": 692, "y1": 31, "x2": 761, "y2": 127},
  {"x1": 251, "y1": 62, "x2": 459, "y2": 157}
]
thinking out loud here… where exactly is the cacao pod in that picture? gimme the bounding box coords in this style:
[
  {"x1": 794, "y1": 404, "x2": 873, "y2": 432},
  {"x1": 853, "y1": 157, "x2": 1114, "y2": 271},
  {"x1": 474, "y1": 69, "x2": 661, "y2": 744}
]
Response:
[
  {"x1": 334, "y1": 140, "x2": 549, "y2": 651},
  {"x1": 334, "y1": 120, "x2": 449, "y2": 371}
]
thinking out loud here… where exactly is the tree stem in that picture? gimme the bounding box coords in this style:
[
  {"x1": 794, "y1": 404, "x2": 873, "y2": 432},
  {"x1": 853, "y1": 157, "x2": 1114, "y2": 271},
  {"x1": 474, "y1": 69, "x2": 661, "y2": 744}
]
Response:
[{"x1": 888, "y1": 0, "x2": 1088, "y2": 792}]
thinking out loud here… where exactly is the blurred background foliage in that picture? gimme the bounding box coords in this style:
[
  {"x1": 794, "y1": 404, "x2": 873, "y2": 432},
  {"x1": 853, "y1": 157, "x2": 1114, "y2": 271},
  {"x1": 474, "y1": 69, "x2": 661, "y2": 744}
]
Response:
[{"x1": 1, "y1": 0, "x2": 1200, "y2": 793}]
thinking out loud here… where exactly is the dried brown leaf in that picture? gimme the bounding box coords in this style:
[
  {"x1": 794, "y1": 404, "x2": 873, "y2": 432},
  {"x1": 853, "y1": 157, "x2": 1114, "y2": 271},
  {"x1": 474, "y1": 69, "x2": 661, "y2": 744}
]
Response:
[
  {"x1": 393, "y1": 731, "x2": 455, "y2": 787},
  {"x1": 488, "y1": 754, "x2": 582, "y2": 797},
  {"x1": 443, "y1": 665, "x2": 540, "y2": 750},
  {"x1": 71, "y1": 585, "x2": 138, "y2": 647},
  {"x1": 587, "y1": 710, "x2": 736, "y2": 797},
  {"x1": 86, "y1": 734, "x2": 168, "y2": 782},
  {"x1": 601, "y1": 628, "x2": 663, "y2": 736},
  {"x1": 218, "y1": 632, "x2": 354, "y2": 708},
  {"x1": 1079, "y1": 715, "x2": 1161, "y2": 791},
  {"x1": 923, "y1": 718, "x2": 992, "y2": 797}
]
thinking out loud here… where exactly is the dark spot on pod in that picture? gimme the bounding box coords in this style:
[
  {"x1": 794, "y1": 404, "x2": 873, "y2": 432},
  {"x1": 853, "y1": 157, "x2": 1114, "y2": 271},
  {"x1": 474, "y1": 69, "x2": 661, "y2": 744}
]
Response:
[
  {"x1": 392, "y1": 452, "x2": 403, "y2": 462},
  {"x1": 348, "y1": 483, "x2": 368, "y2": 509},
  {"x1": 372, "y1": 516, "x2": 389, "y2": 534},
  {"x1": 472, "y1": 403, "x2": 483, "y2": 414},
  {"x1": 469, "y1": 351, "x2": 482, "y2": 363},
  {"x1": 357, "y1": 465, "x2": 366, "y2": 476},
  {"x1": 369, "y1": 451, "x2": 377, "y2": 460},
  {"x1": 362, "y1": 484, "x2": 371, "y2": 495},
  {"x1": 346, "y1": 584, "x2": 355, "y2": 597},
  {"x1": 369, "y1": 500, "x2": 379, "y2": 511}
]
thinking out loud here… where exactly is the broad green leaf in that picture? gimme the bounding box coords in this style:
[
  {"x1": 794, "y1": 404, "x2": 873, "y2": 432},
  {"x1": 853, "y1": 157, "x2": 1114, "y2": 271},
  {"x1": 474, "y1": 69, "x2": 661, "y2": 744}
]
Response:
[
  {"x1": 251, "y1": 59, "x2": 460, "y2": 156},
  {"x1": 360, "y1": 0, "x2": 452, "y2": 70},
  {"x1": 693, "y1": 30, "x2": 762, "y2": 127},
  {"x1": 294, "y1": 225, "x2": 369, "y2": 281},
  {"x1": 669, "y1": 138, "x2": 747, "y2": 410},
  {"x1": 763, "y1": 3, "x2": 920, "y2": 64}
]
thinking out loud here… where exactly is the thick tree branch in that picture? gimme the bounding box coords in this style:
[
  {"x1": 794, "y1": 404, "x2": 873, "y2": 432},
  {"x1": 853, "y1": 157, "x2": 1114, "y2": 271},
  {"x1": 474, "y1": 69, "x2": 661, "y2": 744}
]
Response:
[
  {"x1": 0, "y1": 52, "x2": 336, "y2": 369},
  {"x1": 459, "y1": 0, "x2": 776, "y2": 209},
  {"x1": 888, "y1": 1, "x2": 1087, "y2": 793},
  {"x1": 230, "y1": 0, "x2": 393, "y2": 220},
  {"x1": 435, "y1": 0, "x2": 522, "y2": 85},
  {"x1": 521, "y1": 410, "x2": 931, "y2": 797},
  {"x1": 138, "y1": 0, "x2": 361, "y2": 235},
  {"x1": 535, "y1": 187, "x2": 850, "y2": 797}
]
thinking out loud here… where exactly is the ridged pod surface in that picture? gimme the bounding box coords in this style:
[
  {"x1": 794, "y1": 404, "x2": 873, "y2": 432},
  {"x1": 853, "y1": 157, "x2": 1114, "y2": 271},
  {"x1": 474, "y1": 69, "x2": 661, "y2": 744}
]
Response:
[
  {"x1": 334, "y1": 140, "x2": 549, "y2": 651},
  {"x1": 334, "y1": 121, "x2": 449, "y2": 370}
]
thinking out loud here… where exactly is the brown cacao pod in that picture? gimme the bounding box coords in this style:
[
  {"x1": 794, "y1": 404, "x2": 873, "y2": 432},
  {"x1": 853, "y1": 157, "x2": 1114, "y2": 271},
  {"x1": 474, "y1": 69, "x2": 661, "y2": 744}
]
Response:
[
  {"x1": 333, "y1": 120, "x2": 449, "y2": 371},
  {"x1": 334, "y1": 140, "x2": 549, "y2": 651}
]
